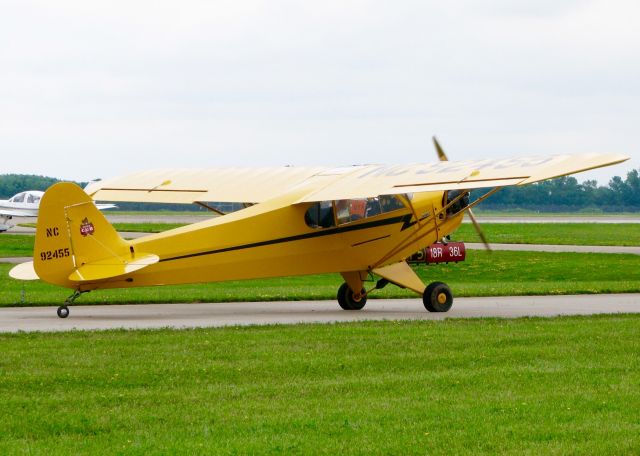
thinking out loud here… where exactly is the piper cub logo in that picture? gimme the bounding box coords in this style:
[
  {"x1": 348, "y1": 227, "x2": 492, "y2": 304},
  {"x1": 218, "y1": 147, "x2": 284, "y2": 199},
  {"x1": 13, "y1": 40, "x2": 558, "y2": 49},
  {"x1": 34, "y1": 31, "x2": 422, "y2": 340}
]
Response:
[{"x1": 80, "y1": 217, "x2": 95, "y2": 236}]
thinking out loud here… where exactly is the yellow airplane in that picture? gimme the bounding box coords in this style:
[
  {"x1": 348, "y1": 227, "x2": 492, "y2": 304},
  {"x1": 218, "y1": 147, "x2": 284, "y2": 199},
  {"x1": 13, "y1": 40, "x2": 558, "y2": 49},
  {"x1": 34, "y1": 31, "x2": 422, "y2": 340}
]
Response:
[{"x1": 9, "y1": 147, "x2": 628, "y2": 318}]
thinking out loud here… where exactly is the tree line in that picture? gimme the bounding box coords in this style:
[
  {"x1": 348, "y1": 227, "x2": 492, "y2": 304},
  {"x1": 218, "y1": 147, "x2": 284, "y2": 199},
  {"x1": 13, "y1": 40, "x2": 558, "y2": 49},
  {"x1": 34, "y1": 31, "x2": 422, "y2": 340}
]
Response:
[
  {"x1": 472, "y1": 169, "x2": 640, "y2": 212},
  {"x1": 2, "y1": 170, "x2": 640, "y2": 212}
]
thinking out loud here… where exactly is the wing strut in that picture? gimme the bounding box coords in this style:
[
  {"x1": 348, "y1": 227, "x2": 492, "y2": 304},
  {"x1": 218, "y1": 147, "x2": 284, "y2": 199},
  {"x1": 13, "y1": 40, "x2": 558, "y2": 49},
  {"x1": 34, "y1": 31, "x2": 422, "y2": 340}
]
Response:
[{"x1": 194, "y1": 202, "x2": 225, "y2": 216}]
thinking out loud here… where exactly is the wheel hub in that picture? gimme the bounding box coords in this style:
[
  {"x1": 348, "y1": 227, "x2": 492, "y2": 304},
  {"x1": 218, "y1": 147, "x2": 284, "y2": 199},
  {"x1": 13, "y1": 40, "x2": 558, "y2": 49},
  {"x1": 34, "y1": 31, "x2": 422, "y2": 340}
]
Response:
[{"x1": 437, "y1": 292, "x2": 447, "y2": 305}]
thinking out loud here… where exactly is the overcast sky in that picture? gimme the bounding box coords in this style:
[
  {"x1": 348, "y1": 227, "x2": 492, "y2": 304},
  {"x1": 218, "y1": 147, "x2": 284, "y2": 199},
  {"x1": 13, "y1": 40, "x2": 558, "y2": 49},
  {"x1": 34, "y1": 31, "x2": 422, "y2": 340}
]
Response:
[{"x1": 1, "y1": 0, "x2": 638, "y2": 185}]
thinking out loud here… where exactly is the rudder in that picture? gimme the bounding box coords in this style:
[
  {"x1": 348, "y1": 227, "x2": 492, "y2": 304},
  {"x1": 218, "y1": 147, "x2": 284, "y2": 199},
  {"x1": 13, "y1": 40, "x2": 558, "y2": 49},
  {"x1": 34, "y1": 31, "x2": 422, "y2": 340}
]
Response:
[{"x1": 34, "y1": 182, "x2": 131, "y2": 289}]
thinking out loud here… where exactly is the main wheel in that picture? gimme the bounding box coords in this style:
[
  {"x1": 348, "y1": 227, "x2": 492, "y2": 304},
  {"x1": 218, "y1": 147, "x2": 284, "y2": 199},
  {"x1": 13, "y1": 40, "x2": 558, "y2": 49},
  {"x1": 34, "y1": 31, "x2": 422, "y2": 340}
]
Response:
[
  {"x1": 57, "y1": 305, "x2": 70, "y2": 319},
  {"x1": 337, "y1": 283, "x2": 367, "y2": 310},
  {"x1": 423, "y1": 282, "x2": 453, "y2": 312}
]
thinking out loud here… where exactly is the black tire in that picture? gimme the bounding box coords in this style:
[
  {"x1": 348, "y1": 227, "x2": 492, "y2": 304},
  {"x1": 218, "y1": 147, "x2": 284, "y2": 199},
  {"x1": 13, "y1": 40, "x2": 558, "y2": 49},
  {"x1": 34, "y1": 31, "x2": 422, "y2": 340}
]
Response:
[
  {"x1": 423, "y1": 282, "x2": 453, "y2": 312},
  {"x1": 57, "y1": 305, "x2": 70, "y2": 319},
  {"x1": 337, "y1": 283, "x2": 367, "y2": 310}
]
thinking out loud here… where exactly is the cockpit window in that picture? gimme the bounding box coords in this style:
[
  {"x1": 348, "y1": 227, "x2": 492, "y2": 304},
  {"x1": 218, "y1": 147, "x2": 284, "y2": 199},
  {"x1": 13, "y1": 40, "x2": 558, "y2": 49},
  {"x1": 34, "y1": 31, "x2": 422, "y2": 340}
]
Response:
[
  {"x1": 11, "y1": 193, "x2": 25, "y2": 203},
  {"x1": 336, "y1": 199, "x2": 367, "y2": 224},
  {"x1": 379, "y1": 195, "x2": 405, "y2": 212},
  {"x1": 305, "y1": 195, "x2": 407, "y2": 229},
  {"x1": 304, "y1": 201, "x2": 335, "y2": 228}
]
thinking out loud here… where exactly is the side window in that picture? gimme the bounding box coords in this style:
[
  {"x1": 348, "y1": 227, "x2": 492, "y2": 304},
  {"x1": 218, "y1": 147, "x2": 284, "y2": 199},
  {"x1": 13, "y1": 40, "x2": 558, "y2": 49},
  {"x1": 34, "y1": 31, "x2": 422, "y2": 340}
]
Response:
[
  {"x1": 11, "y1": 193, "x2": 25, "y2": 203},
  {"x1": 305, "y1": 196, "x2": 407, "y2": 228},
  {"x1": 335, "y1": 200, "x2": 350, "y2": 225},
  {"x1": 336, "y1": 199, "x2": 368, "y2": 224},
  {"x1": 336, "y1": 196, "x2": 406, "y2": 226},
  {"x1": 305, "y1": 201, "x2": 335, "y2": 228},
  {"x1": 379, "y1": 195, "x2": 405, "y2": 212},
  {"x1": 27, "y1": 194, "x2": 35, "y2": 203}
]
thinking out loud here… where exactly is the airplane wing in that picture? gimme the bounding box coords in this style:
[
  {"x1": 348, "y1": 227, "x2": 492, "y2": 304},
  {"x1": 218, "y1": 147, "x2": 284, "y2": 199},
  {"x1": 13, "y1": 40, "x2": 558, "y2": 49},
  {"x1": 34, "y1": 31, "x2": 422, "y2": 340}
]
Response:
[
  {"x1": 84, "y1": 152, "x2": 628, "y2": 205},
  {"x1": 84, "y1": 167, "x2": 330, "y2": 204},
  {"x1": 295, "y1": 152, "x2": 629, "y2": 202}
]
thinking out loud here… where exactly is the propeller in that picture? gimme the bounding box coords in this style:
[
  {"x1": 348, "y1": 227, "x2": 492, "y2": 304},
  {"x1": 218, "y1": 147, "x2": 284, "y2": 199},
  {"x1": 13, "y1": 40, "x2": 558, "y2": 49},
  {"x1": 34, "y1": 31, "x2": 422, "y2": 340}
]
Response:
[{"x1": 432, "y1": 136, "x2": 492, "y2": 252}]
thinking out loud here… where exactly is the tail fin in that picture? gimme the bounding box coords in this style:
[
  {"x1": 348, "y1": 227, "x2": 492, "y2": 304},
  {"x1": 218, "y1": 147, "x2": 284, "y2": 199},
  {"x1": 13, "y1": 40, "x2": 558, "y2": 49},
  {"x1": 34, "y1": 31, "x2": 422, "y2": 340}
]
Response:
[{"x1": 34, "y1": 182, "x2": 157, "y2": 289}]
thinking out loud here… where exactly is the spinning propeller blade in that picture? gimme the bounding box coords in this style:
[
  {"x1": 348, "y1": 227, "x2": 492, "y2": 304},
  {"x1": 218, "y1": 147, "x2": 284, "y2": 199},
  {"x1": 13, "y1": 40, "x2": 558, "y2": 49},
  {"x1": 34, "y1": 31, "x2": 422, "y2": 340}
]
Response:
[{"x1": 432, "y1": 136, "x2": 492, "y2": 252}]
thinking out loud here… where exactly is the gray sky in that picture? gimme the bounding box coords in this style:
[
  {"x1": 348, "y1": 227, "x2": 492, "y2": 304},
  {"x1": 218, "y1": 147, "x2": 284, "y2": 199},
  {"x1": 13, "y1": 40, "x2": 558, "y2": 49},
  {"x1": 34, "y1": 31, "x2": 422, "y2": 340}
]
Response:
[{"x1": 1, "y1": 0, "x2": 638, "y2": 185}]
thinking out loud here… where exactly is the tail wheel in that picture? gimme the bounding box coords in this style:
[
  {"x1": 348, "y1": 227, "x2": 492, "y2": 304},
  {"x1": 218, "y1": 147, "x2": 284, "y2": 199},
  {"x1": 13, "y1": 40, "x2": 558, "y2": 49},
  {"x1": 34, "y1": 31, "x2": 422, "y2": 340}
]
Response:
[
  {"x1": 337, "y1": 283, "x2": 367, "y2": 310},
  {"x1": 57, "y1": 305, "x2": 70, "y2": 318},
  {"x1": 423, "y1": 281, "x2": 453, "y2": 312}
]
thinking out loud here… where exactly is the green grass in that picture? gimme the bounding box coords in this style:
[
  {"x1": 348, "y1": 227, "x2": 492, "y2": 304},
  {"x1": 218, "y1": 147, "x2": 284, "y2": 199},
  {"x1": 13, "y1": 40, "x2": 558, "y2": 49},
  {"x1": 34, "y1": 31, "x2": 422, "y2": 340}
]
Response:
[
  {"x1": 0, "y1": 316, "x2": 638, "y2": 454},
  {"x1": 3, "y1": 250, "x2": 640, "y2": 306},
  {"x1": 0, "y1": 235, "x2": 34, "y2": 257},
  {"x1": 454, "y1": 223, "x2": 640, "y2": 246}
]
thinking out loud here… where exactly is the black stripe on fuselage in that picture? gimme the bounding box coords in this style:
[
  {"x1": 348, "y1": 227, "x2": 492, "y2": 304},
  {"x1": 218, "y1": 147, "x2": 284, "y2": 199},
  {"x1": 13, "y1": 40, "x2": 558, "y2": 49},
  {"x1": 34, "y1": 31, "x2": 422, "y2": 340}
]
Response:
[
  {"x1": 351, "y1": 235, "x2": 391, "y2": 247},
  {"x1": 158, "y1": 213, "x2": 412, "y2": 263}
]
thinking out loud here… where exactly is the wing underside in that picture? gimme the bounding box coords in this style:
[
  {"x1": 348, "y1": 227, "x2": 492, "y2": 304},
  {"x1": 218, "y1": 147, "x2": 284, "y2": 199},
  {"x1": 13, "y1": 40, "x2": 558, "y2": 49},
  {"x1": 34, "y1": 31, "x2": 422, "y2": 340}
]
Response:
[
  {"x1": 84, "y1": 167, "x2": 330, "y2": 204},
  {"x1": 84, "y1": 153, "x2": 628, "y2": 205}
]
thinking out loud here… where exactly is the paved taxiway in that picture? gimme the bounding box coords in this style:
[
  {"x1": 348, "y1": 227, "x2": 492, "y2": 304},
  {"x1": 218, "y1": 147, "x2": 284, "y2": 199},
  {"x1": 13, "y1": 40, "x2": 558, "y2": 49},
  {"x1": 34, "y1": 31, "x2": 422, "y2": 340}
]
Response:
[{"x1": 1, "y1": 294, "x2": 639, "y2": 333}]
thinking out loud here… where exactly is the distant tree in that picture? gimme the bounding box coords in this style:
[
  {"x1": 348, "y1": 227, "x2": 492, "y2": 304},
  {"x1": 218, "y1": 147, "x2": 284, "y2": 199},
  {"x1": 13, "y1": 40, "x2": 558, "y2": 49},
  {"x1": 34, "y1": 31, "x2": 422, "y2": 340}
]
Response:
[
  {"x1": 0, "y1": 174, "x2": 63, "y2": 199},
  {"x1": 474, "y1": 168, "x2": 640, "y2": 212}
]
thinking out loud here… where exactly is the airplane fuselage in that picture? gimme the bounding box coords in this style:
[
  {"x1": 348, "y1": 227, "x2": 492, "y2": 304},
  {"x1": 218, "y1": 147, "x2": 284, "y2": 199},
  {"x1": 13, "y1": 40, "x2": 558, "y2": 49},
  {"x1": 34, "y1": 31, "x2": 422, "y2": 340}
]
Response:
[
  {"x1": 72, "y1": 190, "x2": 463, "y2": 291},
  {"x1": 0, "y1": 191, "x2": 43, "y2": 231}
]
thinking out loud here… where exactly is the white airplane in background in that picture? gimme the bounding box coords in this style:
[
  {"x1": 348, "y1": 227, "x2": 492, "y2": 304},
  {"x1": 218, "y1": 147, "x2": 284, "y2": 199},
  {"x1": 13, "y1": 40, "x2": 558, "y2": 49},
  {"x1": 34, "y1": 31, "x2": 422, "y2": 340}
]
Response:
[{"x1": 0, "y1": 190, "x2": 116, "y2": 232}]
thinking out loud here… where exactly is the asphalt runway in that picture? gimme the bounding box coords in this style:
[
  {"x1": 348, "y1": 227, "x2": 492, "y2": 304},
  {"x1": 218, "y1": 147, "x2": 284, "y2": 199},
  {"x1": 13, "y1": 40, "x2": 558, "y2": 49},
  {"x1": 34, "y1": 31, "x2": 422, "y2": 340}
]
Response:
[{"x1": 1, "y1": 294, "x2": 639, "y2": 333}]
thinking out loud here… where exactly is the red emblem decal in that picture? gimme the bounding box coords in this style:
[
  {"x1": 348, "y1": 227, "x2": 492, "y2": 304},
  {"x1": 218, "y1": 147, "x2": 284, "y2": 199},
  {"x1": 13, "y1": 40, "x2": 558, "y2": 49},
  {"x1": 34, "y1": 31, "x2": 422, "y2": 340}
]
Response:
[{"x1": 80, "y1": 217, "x2": 95, "y2": 236}]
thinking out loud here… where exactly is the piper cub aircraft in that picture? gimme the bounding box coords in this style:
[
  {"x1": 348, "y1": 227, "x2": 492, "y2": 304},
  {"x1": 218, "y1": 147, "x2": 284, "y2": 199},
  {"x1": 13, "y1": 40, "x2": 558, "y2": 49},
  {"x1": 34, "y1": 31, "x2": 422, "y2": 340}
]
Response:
[
  {"x1": 0, "y1": 190, "x2": 115, "y2": 232},
  {"x1": 10, "y1": 146, "x2": 627, "y2": 318}
]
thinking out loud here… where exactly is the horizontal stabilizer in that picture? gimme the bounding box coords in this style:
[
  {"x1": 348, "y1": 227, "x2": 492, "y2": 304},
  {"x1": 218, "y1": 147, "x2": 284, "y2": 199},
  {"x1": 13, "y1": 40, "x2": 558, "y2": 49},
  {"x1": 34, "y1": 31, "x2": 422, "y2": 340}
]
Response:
[
  {"x1": 68, "y1": 253, "x2": 159, "y2": 283},
  {"x1": 9, "y1": 261, "x2": 39, "y2": 281}
]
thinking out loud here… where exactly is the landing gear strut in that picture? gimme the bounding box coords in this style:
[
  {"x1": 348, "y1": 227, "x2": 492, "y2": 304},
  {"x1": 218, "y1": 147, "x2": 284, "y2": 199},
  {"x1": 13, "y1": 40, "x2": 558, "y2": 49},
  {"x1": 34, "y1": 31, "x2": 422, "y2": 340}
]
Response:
[
  {"x1": 337, "y1": 283, "x2": 367, "y2": 310},
  {"x1": 57, "y1": 290, "x2": 86, "y2": 319},
  {"x1": 423, "y1": 281, "x2": 453, "y2": 312}
]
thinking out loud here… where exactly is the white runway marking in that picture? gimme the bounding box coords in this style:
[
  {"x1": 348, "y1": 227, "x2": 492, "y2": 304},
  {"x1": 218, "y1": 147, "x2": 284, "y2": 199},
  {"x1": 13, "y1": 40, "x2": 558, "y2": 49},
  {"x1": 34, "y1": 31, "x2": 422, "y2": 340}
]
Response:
[{"x1": 1, "y1": 294, "x2": 639, "y2": 333}]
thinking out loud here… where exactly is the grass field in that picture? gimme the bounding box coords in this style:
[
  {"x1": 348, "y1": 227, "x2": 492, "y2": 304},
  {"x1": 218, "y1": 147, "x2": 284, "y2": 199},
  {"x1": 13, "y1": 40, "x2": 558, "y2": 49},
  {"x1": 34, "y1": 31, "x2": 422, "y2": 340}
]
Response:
[
  {"x1": 3, "y1": 250, "x2": 640, "y2": 306},
  {"x1": 0, "y1": 234, "x2": 34, "y2": 257},
  {"x1": 454, "y1": 223, "x2": 640, "y2": 246},
  {"x1": 0, "y1": 315, "x2": 638, "y2": 454}
]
